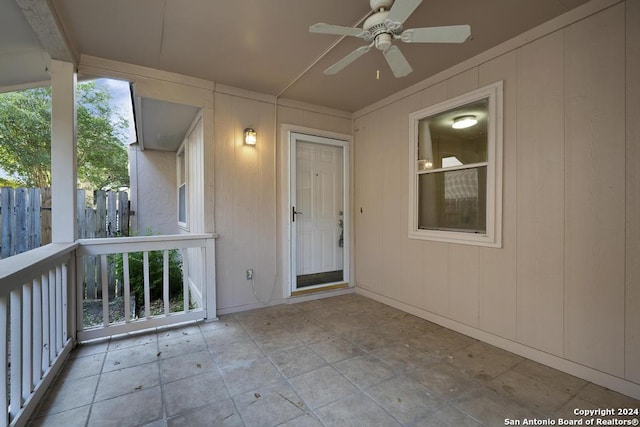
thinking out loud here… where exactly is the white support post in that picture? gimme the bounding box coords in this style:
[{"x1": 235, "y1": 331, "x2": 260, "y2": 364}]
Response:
[
  {"x1": 205, "y1": 239, "x2": 216, "y2": 320},
  {"x1": 49, "y1": 60, "x2": 77, "y2": 244}
]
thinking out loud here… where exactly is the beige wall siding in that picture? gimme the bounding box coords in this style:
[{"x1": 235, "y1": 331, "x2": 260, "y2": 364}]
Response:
[
  {"x1": 214, "y1": 93, "x2": 352, "y2": 312},
  {"x1": 214, "y1": 93, "x2": 277, "y2": 311},
  {"x1": 563, "y1": 3, "x2": 626, "y2": 377},
  {"x1": 353, "y1": 0, "x2": 638, "y2": 391},
  {"x1": 626, "y1": 0, "x2": 640, "y2": 385},
  {"x1": 515, "y1": 31, "x2": 565, "y2": 356},
  {"x1": 478, "y1": 51, "x2": 518, "y2": 341}
]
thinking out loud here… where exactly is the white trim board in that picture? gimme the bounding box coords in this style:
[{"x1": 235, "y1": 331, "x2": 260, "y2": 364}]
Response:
[{"x1": 356, "y1": 287, "x2": 640, "y2": 401}]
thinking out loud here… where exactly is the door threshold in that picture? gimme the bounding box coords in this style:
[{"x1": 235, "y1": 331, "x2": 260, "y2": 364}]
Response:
[{"x1": 291, "y1": 282, "x2": 349, "y2": 297}]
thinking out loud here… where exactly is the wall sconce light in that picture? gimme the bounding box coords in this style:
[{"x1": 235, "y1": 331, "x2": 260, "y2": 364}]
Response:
[
  {"x1": 451, "y1": 115, "x2": 477, "y2": 129},
  {"x1": 244, "y1": 127, "x2": 257, "y2": 145}
]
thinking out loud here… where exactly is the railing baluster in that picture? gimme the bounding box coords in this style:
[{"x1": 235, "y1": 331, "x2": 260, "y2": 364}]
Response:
[
  {"x1": 32, "y1": 277, "x2": 42, "y2": 386},
  {"x1": 48, "y1": 269, "x2": 55, "y2": 364},
  {"x1": 123, "y1": 253, "x2": 130, "y2": 323},
  {"x1": 100, "y1": 255, "x2": 109, "y2": 327},
  {"x1": 0, "y1": 296, "x2": 8, "y2": 427},
  {"x1": 163, "y1": 250, "x2": 169, "y2": 316},
  {"x1": 143, "y1": 252, "x2": 150, "y2": 319},
  {"x1": 10, "y1": 288, "x2": 23, "y2": 420},
  {"x1": 22, "y1": 283, "x2": 32, "y2": 399},
  {"x1": 182, "y1": 248, "x2": 189, "y2": 313},
  {"x1": 62, "y1": 263, "x2": 68, "y2": 343},
  {"x1": 55, "y1": 266, "x2": 63, "y2": 354},
  {"x1": 41, "y1": 273, "x2": 50, "y2": 373}
]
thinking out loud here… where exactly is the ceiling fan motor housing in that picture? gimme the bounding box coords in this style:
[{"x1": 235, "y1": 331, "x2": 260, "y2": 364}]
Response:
[{"x1": 370, "y1": 0, "x2": 393, "y2": 11}]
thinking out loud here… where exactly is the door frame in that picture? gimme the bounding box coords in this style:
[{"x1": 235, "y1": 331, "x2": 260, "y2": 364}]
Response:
[{"x1": 281, "y1": 124, "x2": 352, "y2": 298}]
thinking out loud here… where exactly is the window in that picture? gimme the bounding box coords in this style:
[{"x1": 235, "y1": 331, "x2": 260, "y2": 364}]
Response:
[
  {"x1": 177, "y1": 147, "x2": 187, "y2": 228},
  {"x1": 409, "y1": 81, "x2": 503, "y2": 247}
]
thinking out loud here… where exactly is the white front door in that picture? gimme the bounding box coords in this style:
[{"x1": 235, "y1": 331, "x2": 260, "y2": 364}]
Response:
[{"x1": 290, "y1": 132, "x2": 348, "y2": 293}]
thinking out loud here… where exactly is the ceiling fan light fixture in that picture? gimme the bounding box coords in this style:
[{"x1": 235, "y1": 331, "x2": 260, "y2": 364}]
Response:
[{"x1": 452, "y1": 115, "x2": 477, "y2": 129}]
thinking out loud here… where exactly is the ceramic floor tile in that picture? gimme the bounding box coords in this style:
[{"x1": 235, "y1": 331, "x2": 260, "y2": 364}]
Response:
[
  {"x1": 447, "y1": 341, "x2": 524, "y2": 382},
  {"x1": 309, "y1": 336, "x2": 363, "y2": 363},
  {"x1": 157, "y1": 324, "x2": 202, "y2": 341},
  {"x1": 577, "y1": 383, "x2": 640, "y2": 409},
  {"x1": 366, "y1": 376, "x2": 440, "y2": 425},
  {"x1": 107, "y1": 333, "x2": 157, "y2": 351},
  {"x1": 26, "y1": 294, "x2": 640, "y2": 427},
  {"x1": 512, "y1": 359, "x2": 588, "y2": 395},
  {"x1": 488, "y1": 368, "x2": 574, "y2": 414},
  {"x1": 253, "y1": 328, "x2": 304, "y2": 354},
  {"x1": 219, "y1": 356, "x2": 284, "y2": 396},
  {"x1": 405, "y1": 327, "x2": 477, "y2": 357},
  {"x1": 57, "y1": 352, "x2": 105, "y2": 381},
  {"x1": 95, "y1": 362, "x2": 160, "y2": 402},
  {"x1": 334, "y1": 355, "x2": 395, "y2": 389},
  {"x1": 163, "y1": 370, "x2": 230, "y2": 417},
  {"x1": 409, "y1": 360, "x2": 482, "y2": 399},
  {"x1": 160, "y1": 349, "x2": 216, "y2": 383},
  {"x1": 201, "y1": 320, "x2": 249, "y2": 346},
  {"x1": 102, "y1": 341, "x2": 160, "y2": 372},
  {"x1": 277, "y1": 413, "x2": 324, "y2": 427},
  {"x1": 315, "y1": 392, "x2": 402, "y2": 427},
  {"x1": 414, "y1": 400, "x2": 484, "y2": 427},
  {"x1": 370, "y1": 343, "x2": 435, "y2": 373},
  {"x1": 269, "y1": 345, "x2": 326, "y2": 378},
  {"x1": 209, "y1": 338, "x2": 264, "y2": 368},
  {"x1": 88, "y1": 386, "x2": 163, "y2": 426},
  {"x1": 156, "y1": 332, "x2": 207, "y2": 359},
  {"x1": 451, "y1": 386, "x2": 540, "y2": 425},
  {"x1": 36, "y1": 375, "x2": 99, "y2": 416},
  {"x1": 166, "y1": 399, "x2": 242, "y2": 427},
  {"x1": 233, "y1": 382, "x2": 309, "y2": 426},
  {"x1": 289, "y1": 365, "x2": 358, "y2": 409},
  {"x1": 70, "y1": 341, "x2": 108, "y2": 359},
  {"x1": 28, "y1": 405, "x2": 90, "y2": 427}
]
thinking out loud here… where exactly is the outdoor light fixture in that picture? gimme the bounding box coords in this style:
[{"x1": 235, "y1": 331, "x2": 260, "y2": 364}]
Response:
[
  {"x1": 451, "y1": 115, "x2": 477, "y2": 129},
  {"x1": 244, "y1": 127, "x2": 257, "y2": 145}
]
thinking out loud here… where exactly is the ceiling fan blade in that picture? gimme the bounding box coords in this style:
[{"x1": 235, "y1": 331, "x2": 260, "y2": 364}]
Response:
[
  {"x1": 324, "y1": 45, "x2": 371, "y2": 75},
  {"x1": 310, "y1": 23, "x2": 366, "y2": 38},
  {"x1": 401, "y1": 25, "x2": 471, "y2": 43},
  {"x1": 383, "y1": 45, "x2": 412, "y2": 77},
  {"x1": 386, "y1": 0, "x2": 422, "y2": 25}
]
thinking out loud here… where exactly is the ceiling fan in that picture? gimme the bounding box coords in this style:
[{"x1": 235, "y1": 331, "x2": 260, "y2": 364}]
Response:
[{"x1": 309, "y1": 0, "x2": 471, "y2": 78}]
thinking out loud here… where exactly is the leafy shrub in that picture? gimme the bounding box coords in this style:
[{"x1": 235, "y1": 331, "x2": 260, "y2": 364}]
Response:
[{"x1": 113, "y1": 232, "x2": 183, "y2": 308}]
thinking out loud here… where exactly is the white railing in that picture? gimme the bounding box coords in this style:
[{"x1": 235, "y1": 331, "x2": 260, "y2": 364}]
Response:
[
  {"x1": 1, "y1": 233, "x2": 217, "y2": 426},
  {"x1": 0, "y1": 242, "x2": 78, "y2": 427},
  {"x1": 75, "y1": 234, "x2": 216, "y2": 341}
]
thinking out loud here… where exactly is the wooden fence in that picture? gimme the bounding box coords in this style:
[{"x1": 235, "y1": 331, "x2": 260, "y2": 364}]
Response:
[{"x1": 1, "y1": 187, "x2": 130, "y2": 301}]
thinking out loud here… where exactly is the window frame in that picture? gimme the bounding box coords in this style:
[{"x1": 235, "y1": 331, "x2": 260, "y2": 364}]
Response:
[
  {"x1": 177, "y1": 145, "x2": 188, "y2": 230},
  {"x1": 408, "y1": 81, "x2": 503, "y2": 247}
]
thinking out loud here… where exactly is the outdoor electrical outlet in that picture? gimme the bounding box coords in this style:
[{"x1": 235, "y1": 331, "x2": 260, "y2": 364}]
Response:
[{"x1": 246, "y1": 269, "x2": 253, "y2": 280}]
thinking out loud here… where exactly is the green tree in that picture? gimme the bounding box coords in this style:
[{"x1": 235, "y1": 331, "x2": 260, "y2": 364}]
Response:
[{"x1": 0, "y1": 81, "x2": 130, "y2": 190}]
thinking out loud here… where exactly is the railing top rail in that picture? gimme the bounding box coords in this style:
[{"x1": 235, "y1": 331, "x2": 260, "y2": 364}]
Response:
[
  {"x1": 0, "y1": 242, "x2": 77, "y2": 293},
  {"x1": 76, "y1": 233, "x2": 218, "y2": 256},
  {"x1": 77, "y1": 233, "x2": 217, "y2": 247}
]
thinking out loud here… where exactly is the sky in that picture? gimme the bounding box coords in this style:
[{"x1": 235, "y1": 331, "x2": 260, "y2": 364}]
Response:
[{"x1": 94, "y1": 77, "x2": 136, "y2": 144}]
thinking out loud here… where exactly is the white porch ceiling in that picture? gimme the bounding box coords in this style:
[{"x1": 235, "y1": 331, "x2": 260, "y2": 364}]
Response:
[{"x1": 2, "y1": 0, "x2": 591, "y2": 112}]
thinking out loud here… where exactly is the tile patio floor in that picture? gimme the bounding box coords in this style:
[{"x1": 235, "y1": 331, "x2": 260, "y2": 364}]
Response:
[{"x1": 28, "y1": 294, "x2": 639, "y2": 426}]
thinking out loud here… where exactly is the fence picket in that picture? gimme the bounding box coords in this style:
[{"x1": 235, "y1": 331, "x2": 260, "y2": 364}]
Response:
[
  {"x1": 1, "y1": 188, "x2": 14, "y2": 259},
  {"x1": 29, "y1": 188, "x2": 41, "y2": 249},
  {"x1": 0, "y1": 187, "x2": 130, "y2": 260}
]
